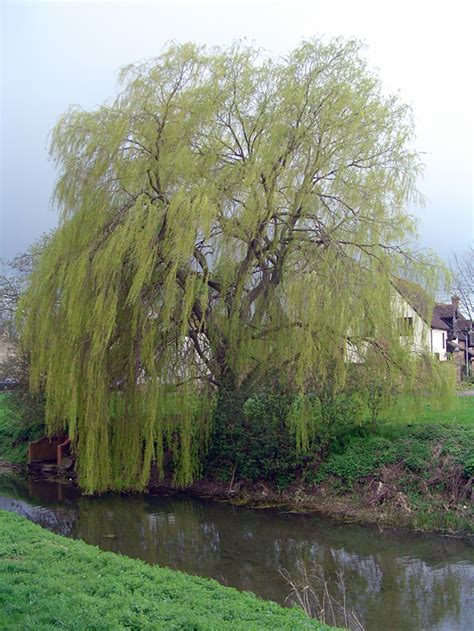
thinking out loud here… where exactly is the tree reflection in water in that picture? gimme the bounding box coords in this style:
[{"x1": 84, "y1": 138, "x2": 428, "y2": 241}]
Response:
[{"x1": 0, "y1": 474, "x2": 472, "y2": 631}]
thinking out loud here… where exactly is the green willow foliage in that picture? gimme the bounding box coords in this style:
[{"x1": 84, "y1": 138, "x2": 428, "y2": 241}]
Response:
[{"x1": 19, "y1": 39, "x2": 452, "y2": 492}]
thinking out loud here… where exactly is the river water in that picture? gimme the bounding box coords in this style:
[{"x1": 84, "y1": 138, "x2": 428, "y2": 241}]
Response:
[{"x1": 0, "y1": 474, "x2": 472, "y2": 630}]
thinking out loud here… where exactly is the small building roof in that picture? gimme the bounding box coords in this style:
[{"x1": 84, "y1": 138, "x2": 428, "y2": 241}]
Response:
[
  {"x1": 433, "y1": 303, "x2": 472, "y2": 333},
  {"x1": 455, "y1": 316, "x2": 472, "y2": 333},
  {"x1": 433, "y1": 303, "x2": 455, "y2": 319},
  {"x1": 431, "y1": 313, "x2": 450, "y2": 331}
]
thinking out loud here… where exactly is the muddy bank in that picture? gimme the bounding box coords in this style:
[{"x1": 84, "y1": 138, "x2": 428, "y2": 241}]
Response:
[{"x1": 146, "y1": 475, "x2": 472, "y2": 536}]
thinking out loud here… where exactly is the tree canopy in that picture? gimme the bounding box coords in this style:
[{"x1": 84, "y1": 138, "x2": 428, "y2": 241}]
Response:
[{"x1": 19, "y1": 39, "x2": 449, "y2": 492}]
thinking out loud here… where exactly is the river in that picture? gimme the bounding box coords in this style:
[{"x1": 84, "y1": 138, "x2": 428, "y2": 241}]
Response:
[{"x1": 0, "y1": 474, "x2": 472, "y2": 630}]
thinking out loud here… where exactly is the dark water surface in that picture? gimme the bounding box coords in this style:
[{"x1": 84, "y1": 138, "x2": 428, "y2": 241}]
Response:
[{"x1": 0, "y1": 474, "x2": 473, "y2": 630}]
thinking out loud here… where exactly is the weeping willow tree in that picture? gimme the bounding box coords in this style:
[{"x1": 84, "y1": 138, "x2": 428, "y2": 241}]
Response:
[{"x1": 19, "y1": 39, "x2": 452, "y2": 493}]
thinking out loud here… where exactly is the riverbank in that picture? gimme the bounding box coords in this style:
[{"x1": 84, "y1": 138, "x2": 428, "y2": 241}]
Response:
[
  {"x1": 2, "y1": 461, "x2": 473, "y2": 537},
  {"x1": 178, "y1": 473, "x2": 473, "y2": 536},
  {"x1": 1, "y1": 392, "x2": 473, "y2": 536},
  {"x1": 153, "y1": 421, "x2": 474, "y2": 536},
  {"x1": 0, "y1": 510, "x2": 336, "y2": 630}
]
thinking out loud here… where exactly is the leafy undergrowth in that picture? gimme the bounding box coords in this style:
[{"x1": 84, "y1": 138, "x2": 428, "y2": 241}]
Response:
[
  {"x1": 0, "y1": 510, "x2": 336, "y2": 631},
  {"x1": 313, "y1": 424, "x2": 474, "y2": 534}
]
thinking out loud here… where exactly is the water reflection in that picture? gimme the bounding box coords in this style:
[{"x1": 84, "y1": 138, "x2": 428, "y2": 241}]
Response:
[{"x1": 0, "y1": 475, "x2": 472, "y2": 631}]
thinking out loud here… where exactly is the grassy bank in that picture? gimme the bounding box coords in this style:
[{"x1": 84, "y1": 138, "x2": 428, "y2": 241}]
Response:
[
  {"x1": 0, "y1": 510, "x2": 335, "y2": 630},
  {"x1": 380, "y1": 395, "x2": 474, "y2": 427},
  {"x1": 306, "y1": 422, "x2": 473, "y2": 534}
]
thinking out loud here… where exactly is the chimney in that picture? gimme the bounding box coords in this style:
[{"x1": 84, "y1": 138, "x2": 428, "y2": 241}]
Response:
[{"x1": 451, "y1": 295, "x2": 460, "y2": 314}]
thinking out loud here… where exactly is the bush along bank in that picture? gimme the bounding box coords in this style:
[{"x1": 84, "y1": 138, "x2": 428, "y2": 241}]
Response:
[
  {"x1": 306, "y1": 424, "x2": 473, "y2": 534},
  {"x1": 0, "y1": 510, "x2": 336, "y2": 631}
]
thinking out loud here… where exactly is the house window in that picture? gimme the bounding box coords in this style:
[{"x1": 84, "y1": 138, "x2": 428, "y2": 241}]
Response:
[
  {"x1": 442, "y1": 332, "x2": 445, "y2": 349},
  {"x1": 398, "y1": 317, "x2": 414, "y2": 336}
]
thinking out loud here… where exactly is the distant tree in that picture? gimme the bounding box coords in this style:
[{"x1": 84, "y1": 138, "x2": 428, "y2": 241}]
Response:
[
  {"x1": 1, "y1": 253, "x2": 34, "y2": 336},
  {"x1": 19, "y1": 40, "x2": 449, "y2": 492},
  {"x1": 451, "y1": 246, "x2": 474, "y2": 323},
  {"x1": 0, "y1": 237, "x2": 51, "y2": 435}
]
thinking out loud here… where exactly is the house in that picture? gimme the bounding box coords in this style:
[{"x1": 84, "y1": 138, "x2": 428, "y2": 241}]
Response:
[
  {"x1": 393, "y1": 279, "x2": 449, "y2": 361},
  {"x1": 433, "y1": 296, "x2": 474, "y2": 379},
  {"x1": 0, "y1": 333, "x2": 14, "y2": 364},
  {"x1": 394, "y1": 281, "x2": 473, "y2": 378},
  {"x1": 0, "y1": 314, "x2": 14, "y2": 364},
  {"x1": 0, "y1": 314, "x2": 20, "y2": 388},
  {"x1": 346, "y1": 278, "x2": 451, "y2": 365}
]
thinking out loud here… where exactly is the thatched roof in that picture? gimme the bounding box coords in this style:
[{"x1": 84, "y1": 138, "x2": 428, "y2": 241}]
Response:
[{"x1": 393, "y1": 278, "x2": 433, "y2": 323}]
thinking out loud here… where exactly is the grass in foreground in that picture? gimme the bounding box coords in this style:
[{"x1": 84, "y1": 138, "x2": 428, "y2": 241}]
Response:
[{"x1": 0, "y1": 510, "x2": 336, "y2": 631}]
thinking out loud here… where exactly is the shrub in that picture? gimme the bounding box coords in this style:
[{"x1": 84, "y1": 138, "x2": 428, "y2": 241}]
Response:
[
  {"x1": 399, "y1": 440, "x2": 431, "y2": 471},
  {"x1": 317, "y1": 392, "x2": 369, "y2": 453},
  {"x1": 206, "y1": 388, "x2": 371, "y2": 488},
  {"x1": 316, "y1": 436, "x2": 398, "y2": 484},
  {"x1": 205, "y1": 391, "x2": 304, "y2": 488}
]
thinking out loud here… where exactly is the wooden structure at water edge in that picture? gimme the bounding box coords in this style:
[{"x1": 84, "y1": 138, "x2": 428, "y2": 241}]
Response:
[{"x1": 28, "y1": 435, "x2": 73, "y2": 473}]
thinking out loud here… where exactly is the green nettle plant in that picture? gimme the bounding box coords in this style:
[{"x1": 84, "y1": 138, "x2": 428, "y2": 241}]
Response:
[{"x1": 19, "y1": 39, "x2": 452, "y2": 493}]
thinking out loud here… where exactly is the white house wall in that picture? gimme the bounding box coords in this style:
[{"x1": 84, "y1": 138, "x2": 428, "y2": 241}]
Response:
[
  {"x1": 346, "y1": 291, "x2": 448, "y2": 363},
  {"x1": 430, "y1": 328, "x2": 448, "y2": 361},
  {"x1": 393, "y1": 293, "x2": 430, "y2": 355}
]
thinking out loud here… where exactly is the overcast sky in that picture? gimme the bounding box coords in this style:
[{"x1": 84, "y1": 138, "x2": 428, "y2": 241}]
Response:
[{"x1": 1, "y1": 0, "x2": 472, "y2": 264}]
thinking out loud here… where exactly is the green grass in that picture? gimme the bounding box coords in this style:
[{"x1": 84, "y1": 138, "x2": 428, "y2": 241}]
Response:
[
  {"x1": 380, "y1": 394, "x2": 474, "y2": 427},
  {"x1": 0, "y1": 510, "x2": 336, "y2": 631},
  {"x1": 0, "y1": 392, "x2": 28, "y2": 463},
  {"x1": 0, "y1": 392, "x2": 44, "y2": 463}
]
